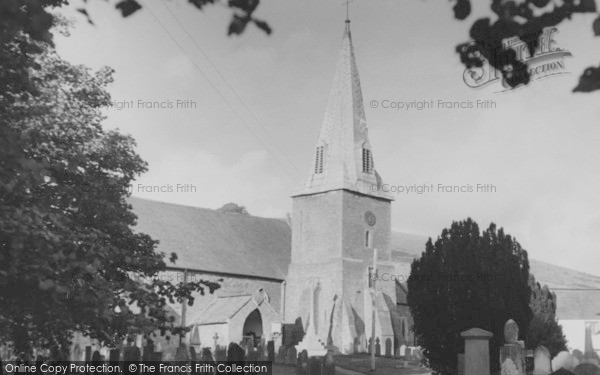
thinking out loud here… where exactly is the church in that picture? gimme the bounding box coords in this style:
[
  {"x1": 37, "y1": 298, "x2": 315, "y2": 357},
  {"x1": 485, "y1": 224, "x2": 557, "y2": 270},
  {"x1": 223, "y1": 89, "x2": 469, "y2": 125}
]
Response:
[
  {"x1": 121, "y1": 20, "x2": 412, "y2": 357},
  {"x1": 67, "y1": 21, "x2": 600, "y2": 362}
]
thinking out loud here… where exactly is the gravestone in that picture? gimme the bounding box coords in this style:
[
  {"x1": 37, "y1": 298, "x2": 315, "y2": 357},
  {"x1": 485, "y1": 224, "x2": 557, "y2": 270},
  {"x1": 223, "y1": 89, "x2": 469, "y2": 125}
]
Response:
[
  {"x1": 258, "y1": 338, "x2": 266, "y2": 360},
  {"x1": 385, "y1": 338, "x2": 392, "y2": 357},
  {"x1": 227, "y1": 342, "x2": 245, "y2": 362},
  {"x1": 550, "y1": 369, "x2": 575, "y2": 375},
  {"x1": 399, "y1": 344, "x2": 407, "y2": 357},
  {"x1": 276, "y1": 346, "x2": 286, "y2": 363},
  {"x1": 573, "y1": 363, "x2": 600, "y2": 375},
  {"x1": 461, "y1": 328, "x2": 493, "y2": 375},
  {"x1": 534, "y1": 345, "x2": 552, "y2": 375},
  {"x1": 286, "y1": 347, "x2": 297, "y2": 365},
  {"x1": 323, "y1": 350, "x2": 335, "y2": 375},
  {"x1": 109, "y1": 349, "x2": 120, "y2": 363},
  {"x1": 151, "y1": 352, "x2": 162, "y2": 361},
  {"x1": 143, "y1": 340, "x2": 155, "y2": 361},
  {"x1": 375, "y1": 338, "x2": 381, "y2": 357},
  {"x1": 308, "y1": 356, "x2": 321, "y2": 375},
  {"x1": 553, "y1": 351, "x2": 577, "y2": 372},
  {"x1": 296, "y1": 350, "x2": 309, "y2": 375},
  {"x1": 500, "y1": 320, "x2": 525, "y2": 375},
  {"x1": 267, "y1": 341, "x2": 275, "y2": 362},
  {"x1": 174, "y1": 344, "x2": 189, "y2": 362},
  {"x1": 504, "y1": 320, "x2": 519, "y2": 343}
]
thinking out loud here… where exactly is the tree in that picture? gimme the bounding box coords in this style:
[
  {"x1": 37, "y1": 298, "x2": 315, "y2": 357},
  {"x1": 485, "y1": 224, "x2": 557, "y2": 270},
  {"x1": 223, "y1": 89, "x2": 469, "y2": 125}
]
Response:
[
  {"x1": 526, "y1": 274, "x2": 567, "y2": 356},
  {"x1": 217, "y1": 203, "x2": 249, "y2": 215},
  {"x1": 407, "y1": 218, "x2": 532, "y2": 375},
  {"x1": 0, "y1": 34, "x2": 219, "y2": 356},
  {"x1": 449, "y1": 0, "x2": 600, "y2": 92}
]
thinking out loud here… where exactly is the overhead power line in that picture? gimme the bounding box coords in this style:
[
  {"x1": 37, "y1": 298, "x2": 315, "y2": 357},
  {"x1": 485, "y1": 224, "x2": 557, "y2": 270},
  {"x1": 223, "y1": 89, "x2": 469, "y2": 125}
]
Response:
[{"x1": 140, "y1": 0, "x2": 301, "y2": 183}]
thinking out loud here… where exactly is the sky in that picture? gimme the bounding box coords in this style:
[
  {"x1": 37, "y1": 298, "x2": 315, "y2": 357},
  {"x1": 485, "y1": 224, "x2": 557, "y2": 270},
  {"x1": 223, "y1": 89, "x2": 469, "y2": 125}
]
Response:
[{"x1": 54, "y1": 0, "x2": 600, "y2": 277}]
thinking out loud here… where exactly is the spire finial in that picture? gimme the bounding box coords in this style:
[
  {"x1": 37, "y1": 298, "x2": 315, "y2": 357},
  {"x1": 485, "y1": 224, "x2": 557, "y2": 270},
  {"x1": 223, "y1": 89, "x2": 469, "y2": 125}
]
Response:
[{"x1": 343, "y1": 0, "x2": 354, "y2": 24}]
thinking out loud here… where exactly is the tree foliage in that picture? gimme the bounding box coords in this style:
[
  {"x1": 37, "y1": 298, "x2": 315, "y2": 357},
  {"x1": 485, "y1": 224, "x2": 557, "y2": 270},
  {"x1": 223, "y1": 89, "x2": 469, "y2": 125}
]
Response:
[
  {"x1": 526, "y1": 274, "x2": 567, "y2": 356},
  {"x1": 450, "y1": 0, "x2": 600, "y2": 92},
  {"x1": 0, "y1": 32, "x2": 219, "y2": 355},
  {"x1": 217, "y1": 203, "x2": 249, "y2": 215},
  {"x1": 407, "y1": 218, "x2": 532, "y2": 375}
]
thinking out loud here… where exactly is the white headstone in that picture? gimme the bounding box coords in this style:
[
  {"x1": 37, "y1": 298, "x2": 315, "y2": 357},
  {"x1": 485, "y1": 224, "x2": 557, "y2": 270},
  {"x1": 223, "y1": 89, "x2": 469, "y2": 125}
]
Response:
[
  {"x1": 552, "y1": 351, "x2": 576, "y2": 372},
  {"x1": 533, "y1": 345, "x2": 552, "y2": 375},
  {"x1": 400, "y1": 345, "x2": 406, "y2": 356}
]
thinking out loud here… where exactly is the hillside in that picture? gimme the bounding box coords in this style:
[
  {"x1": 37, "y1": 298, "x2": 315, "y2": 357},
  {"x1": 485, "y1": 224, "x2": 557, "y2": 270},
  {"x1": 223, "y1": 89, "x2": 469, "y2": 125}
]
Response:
[{"x1": 390, "y1": 231, "x2": 600, "y2": 290}]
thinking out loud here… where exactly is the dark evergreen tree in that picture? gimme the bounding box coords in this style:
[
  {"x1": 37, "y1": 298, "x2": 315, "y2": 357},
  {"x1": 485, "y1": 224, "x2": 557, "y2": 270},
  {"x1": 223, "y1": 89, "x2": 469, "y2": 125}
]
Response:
[
  {"x1": 526, "y1": 274, "x2": 567, "y2": 356},
  {"x1": 407, "y1": 218, "x2": 532, "y2": 375}
]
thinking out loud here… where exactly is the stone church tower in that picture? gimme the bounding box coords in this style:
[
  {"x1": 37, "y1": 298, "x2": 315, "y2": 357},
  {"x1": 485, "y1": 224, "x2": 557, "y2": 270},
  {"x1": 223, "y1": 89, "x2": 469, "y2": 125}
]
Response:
[{"x1": 284, "y1": 21, "x2": 402, "y2": 354}]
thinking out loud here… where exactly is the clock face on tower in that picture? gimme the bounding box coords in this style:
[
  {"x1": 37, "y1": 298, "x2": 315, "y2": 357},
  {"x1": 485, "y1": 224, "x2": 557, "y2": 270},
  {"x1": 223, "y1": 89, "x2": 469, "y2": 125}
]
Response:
[{"x1": 365, "y1": 211, "x2": 376, "y2": 226}]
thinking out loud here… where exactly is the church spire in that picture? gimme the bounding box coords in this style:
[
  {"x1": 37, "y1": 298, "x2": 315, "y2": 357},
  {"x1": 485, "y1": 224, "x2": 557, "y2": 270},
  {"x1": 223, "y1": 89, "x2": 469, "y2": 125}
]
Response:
[{"x1": 293, "y1": 23, "x2": 393, "y2": 201}]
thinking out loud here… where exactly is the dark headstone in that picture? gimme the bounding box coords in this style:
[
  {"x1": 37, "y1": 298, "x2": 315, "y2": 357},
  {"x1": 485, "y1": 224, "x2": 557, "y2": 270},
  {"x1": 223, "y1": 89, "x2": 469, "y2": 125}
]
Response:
[
  {"x1": 574, "y1": 363, "x2": 600, "y2": 375},
  {"x1": 385, "y1": 338, "x2": 392, "y2": 357},
  {"x1": 287, "y1": 347, "x2": 297, "y2": 365},
  {"x1": 227, "y1": 343, "x2": 245, "y2": 375},
  {"x1": 309, "y1": 356, "x2": 321, "y2": 375},
  {"x1": 174, "y1": 344, "x2": 189, "y2": 361},
  {"x1": 353, "y1": 337, "x2": 360, "y2": 354},
  {"x1": 227, "y1": 342, "x2": 245, "y2": 362},
  {"x1": 296, "y1": 350, "x2": 308, "y2": 375},
  {"x1": 323, "y1": 351, "x2": 335, "y2": 375},
  {"x1": 201, "y1": 348, "x2": 214, "y2": 362},
  {"x1": 215, "y1": 346, "x2": 227, "y2": 361},
  {"x1": 85, "y1": 346, "x2": 92, "y2": 362},
  {"x1": 375, "y1": 338, "x2": 381, "y2": 357},
  {"x1": 143, "y1": 340, "x2": 155, "y2": 361},
  {"x1": 551, "y1": 369, "x2": 575, "y2": 375},
  {"x1": 199, "y1": 349, "x2": 214, "y2": 375},
  {"x1": 123, "y1": 345, "x2": 141, "y2": 362},
  {"x1": 189, "y1": 346, "x2": 197, "y2": 361},
  {"x1": 109, "y1": 349, "x2": 121, "y2": 364},
  {"x1": 267, "y1": 341, "x2": 275, "y2": 362},
  {"x1": 276, "y1": 346, "x2": 286, "y2": 363}
]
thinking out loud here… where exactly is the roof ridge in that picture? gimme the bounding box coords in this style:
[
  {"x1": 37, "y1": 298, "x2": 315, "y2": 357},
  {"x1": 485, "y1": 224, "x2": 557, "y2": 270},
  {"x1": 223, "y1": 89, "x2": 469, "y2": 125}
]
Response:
[{"x1": 127, "y1": 195, "x2": 285, "y2": 221}]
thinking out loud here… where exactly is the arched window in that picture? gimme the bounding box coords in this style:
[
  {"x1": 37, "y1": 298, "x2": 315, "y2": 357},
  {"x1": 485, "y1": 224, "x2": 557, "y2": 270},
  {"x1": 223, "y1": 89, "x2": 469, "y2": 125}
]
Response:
[
  {"x1": 401, "y1": 319, "x2": 406, "y2": 338},
  {"x1": 365, "y1": 230, "x2": 371, "y2": 247}
]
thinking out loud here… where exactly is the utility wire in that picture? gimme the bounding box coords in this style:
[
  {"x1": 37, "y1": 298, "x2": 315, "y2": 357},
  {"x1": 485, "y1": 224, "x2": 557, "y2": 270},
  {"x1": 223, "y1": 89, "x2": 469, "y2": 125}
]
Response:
[
  {"x1": 141, "y1": 1, "x2": 300, "y2": 183},
  {"x1": 159, "y1": 0, "x2": 304, "y2": 176}
]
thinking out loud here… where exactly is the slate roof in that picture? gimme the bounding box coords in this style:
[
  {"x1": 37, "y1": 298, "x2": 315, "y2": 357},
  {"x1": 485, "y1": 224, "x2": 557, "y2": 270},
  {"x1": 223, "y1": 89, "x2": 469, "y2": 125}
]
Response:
[
  {"x1": 192, "y1": 295, "x2": 253, "y2": 325},
  {"x1": 128, "y1": 197, "x2": 600, "y2": 320},
  {"x1": 129, "y1": 197, "x2": 291, "y2": 280}
]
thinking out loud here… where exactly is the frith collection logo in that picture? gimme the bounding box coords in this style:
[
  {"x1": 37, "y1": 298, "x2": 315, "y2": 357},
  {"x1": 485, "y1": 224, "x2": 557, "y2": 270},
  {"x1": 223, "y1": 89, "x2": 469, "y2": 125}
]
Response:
[{"x1": 463, "y1": 27, "x2": 572, "y2": 92}]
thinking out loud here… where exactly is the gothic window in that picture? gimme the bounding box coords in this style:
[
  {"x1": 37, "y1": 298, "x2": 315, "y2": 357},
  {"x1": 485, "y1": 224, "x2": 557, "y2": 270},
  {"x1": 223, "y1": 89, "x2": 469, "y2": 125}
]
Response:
[
  {"x1": 315, "y1": 146, "x2": 325, "y2": 174},
  {"x1": 362, "y1": 148, "x2": 373, "y2": 173},
  {"x1": 401, "y1": 319, "x2": 406, "y2": 338}
]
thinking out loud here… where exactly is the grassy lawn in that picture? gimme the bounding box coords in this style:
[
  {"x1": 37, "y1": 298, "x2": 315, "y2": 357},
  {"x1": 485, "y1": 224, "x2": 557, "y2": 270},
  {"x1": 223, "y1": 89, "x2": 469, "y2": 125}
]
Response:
[{"x1": 273, "y1": 354, "x2": 432, "y2": 375}]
